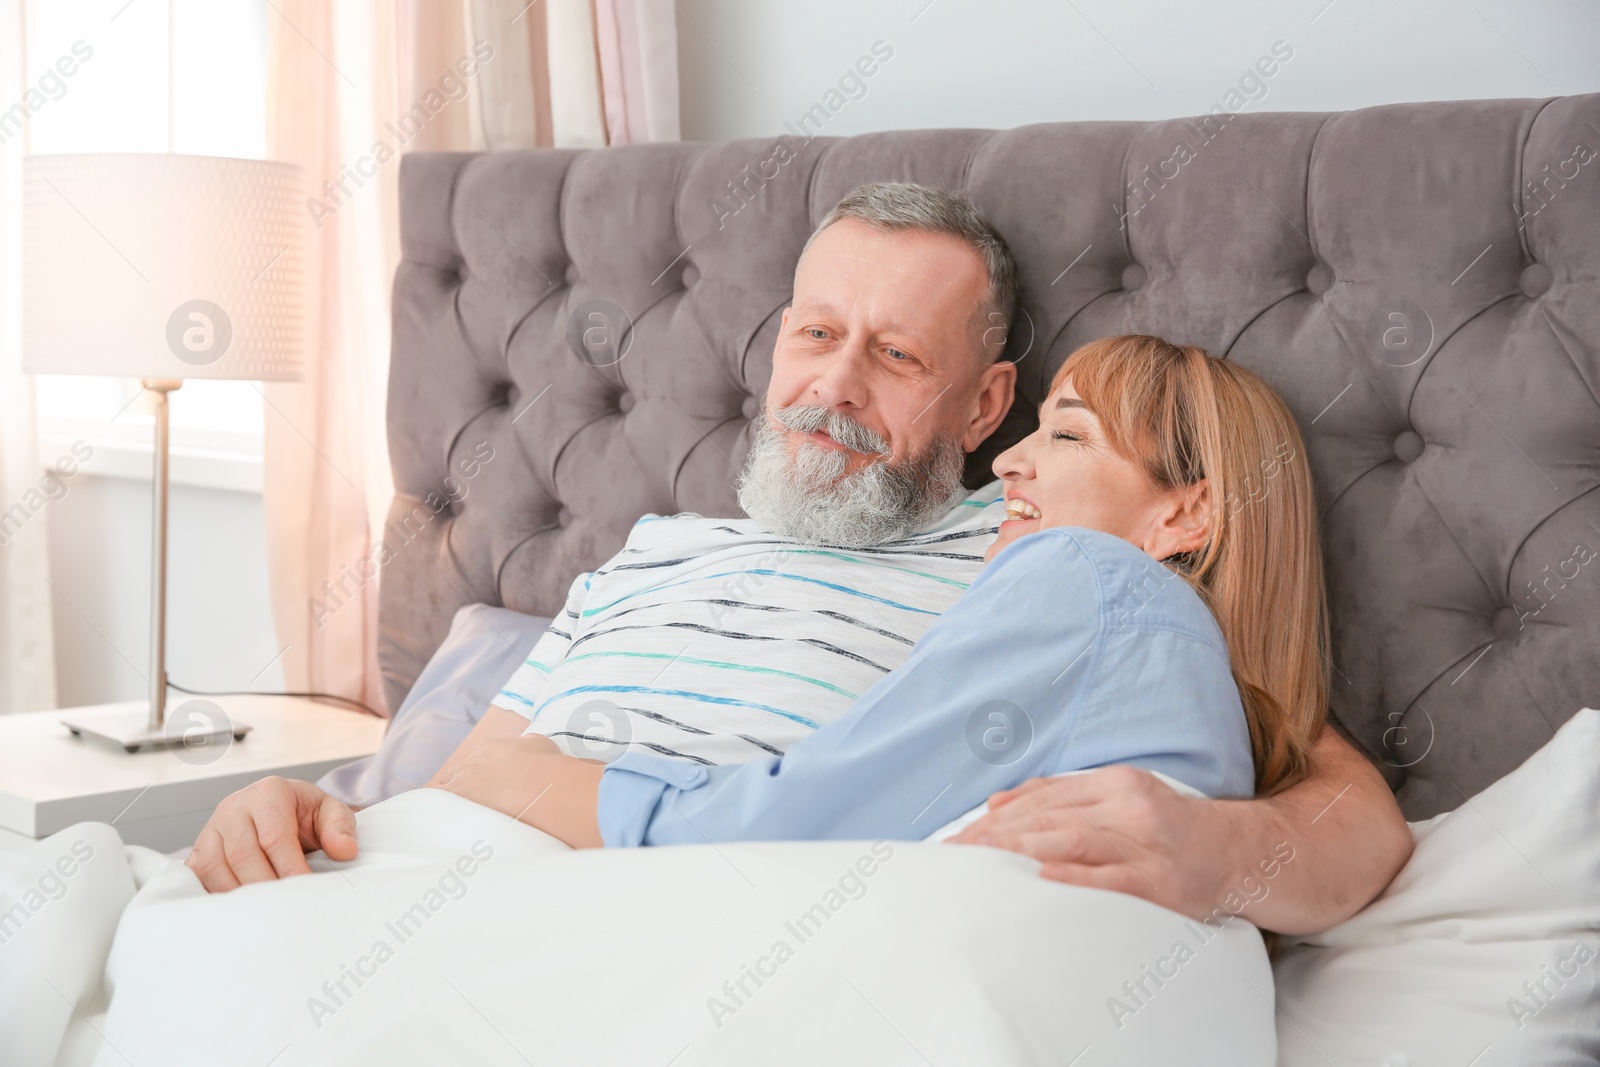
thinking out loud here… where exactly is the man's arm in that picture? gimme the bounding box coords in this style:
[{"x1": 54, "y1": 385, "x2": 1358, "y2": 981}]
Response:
[
  {"x1": 951, "y1": 725, "x2": 1413, "y2": 936},
  {"x1": 1226, "y1": 726, "x2": 1412, "y2": 932}
]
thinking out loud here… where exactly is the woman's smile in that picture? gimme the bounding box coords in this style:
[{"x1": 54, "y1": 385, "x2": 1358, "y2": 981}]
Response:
[{"x1": 1002, "y1": 493, "x2": 1041, "y2": 526}]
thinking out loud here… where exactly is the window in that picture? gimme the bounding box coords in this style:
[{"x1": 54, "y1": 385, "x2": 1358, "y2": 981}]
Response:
[{"x1": 27, "y1": 0, "x2": 270, "y2": 491}]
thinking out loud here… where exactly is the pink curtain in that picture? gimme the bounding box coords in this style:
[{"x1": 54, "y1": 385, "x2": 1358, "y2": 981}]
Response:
[
  {"x1": 396, "y1": 0, "x2": 478, "y2": 152},
  {"x1": 261, "y1": 0, "x2": 678, "y2": 715},
  {"x1": 262, "y1": 0, "x2": 399, "y2": 714},
  {"x1": 0, "y1": 0, "x2": 58, "y2": 715},
  {"x1": 594, "y1": 0, "x2": 681, "y2": 144}
]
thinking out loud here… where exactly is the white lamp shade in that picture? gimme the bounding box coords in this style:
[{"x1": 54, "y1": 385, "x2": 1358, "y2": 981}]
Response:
[{"x1": 23, "y1": 154, "x2": 307, "y2": 381}]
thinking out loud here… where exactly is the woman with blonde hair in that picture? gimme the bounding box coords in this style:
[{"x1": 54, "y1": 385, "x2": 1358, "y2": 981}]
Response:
[
  {"x1": 433, "y1": 334, "x2": 1330, "y2": 845},
  {"x1": 1026, "y1": 333, "x2": 1329, "y2": 796}
]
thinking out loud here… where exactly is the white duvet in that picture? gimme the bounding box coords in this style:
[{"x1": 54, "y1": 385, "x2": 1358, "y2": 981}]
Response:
[{"x1": 1, "y1": 789, "x2": 1275, "y2": 1066}]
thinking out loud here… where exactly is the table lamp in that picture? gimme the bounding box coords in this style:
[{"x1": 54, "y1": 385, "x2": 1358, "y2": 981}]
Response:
[{"x1": 22, "y1": 153, "x2": 307, "y2": 751}]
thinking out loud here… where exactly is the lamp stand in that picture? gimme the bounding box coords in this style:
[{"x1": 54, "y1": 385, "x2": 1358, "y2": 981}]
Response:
[{"x1": 61, "y1": 380, "x2": 250, "y2": 753}]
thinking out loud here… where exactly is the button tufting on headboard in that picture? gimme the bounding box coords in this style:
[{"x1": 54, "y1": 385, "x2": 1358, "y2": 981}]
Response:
[
  {"x1": 384, "y1": 96, "x2": 1600, "y2": 818},
  {"x1": 1491, "y1": 606, "x2": 1521, "y2": 639},
  {"x1": 1305, "y1": 263, "x2": 1334, "y2": 296},
  {"x1": 1391, "y1": 431, "x2": 1424, "y2": 463},
  {"x1": 1518, "y1": 262, "x2": 1553, "y2": 298}
]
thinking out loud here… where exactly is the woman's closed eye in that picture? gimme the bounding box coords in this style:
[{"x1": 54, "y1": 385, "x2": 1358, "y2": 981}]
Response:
[{"x1": 1050, "y1": 429, "x2": 1083, "y2": 443}]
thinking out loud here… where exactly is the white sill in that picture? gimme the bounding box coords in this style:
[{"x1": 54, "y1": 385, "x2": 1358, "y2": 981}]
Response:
[{"x1": 40, "y1": 419, "x2": 263, "y2": 495}]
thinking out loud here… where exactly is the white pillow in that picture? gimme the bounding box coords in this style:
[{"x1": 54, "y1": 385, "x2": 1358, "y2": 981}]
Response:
[
  {"x1": 1272, "y1": 708, "x2": 1600, "y2": 1066},
  {"x1": 317, "y1": 604, "x2": 551, "y2": 808}
]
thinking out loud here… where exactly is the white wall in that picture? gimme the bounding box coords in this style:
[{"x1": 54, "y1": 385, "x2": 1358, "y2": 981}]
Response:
[
  {"x1": 47, "y1": 474, "x2": 285, "y2": 708},
  {"x1": 677, "y1": 0, "x2": 1599, "y2": 141}
]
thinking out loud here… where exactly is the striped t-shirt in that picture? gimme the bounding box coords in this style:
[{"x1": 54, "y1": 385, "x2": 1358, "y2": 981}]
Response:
[{"x1": 492, "y1": 480, "x2": 1004, "y2": 765}]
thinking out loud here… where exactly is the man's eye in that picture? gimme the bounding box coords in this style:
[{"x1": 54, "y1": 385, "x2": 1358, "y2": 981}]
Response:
[
  {"x1": 885, "y1": 348, "x2": 909, "y2": 361},
  {"x1": 807, "y1": 328, "x2": 828, "y2": 340}
]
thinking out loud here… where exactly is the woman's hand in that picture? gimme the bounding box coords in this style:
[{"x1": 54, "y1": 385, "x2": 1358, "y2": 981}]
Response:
[
  {"x1": 429, "y1": 733, "x2": 606, "y2": 848},
  {"x1": 186, "y1": 776, "x2": 357, "y2": 892}
]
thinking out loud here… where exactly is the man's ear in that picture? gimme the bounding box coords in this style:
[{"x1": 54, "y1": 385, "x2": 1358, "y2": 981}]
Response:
[{"x1": 962, "y1": 359, "x2": 1016, "y2": 454}]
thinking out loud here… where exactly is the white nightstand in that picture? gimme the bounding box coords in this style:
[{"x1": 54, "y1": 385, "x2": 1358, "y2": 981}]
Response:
[{"x1": 0, "y1": 694, "x2": 387, "y2": 853}]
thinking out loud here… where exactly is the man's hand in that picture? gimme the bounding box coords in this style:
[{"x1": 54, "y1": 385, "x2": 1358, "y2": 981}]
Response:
[
  {"x1": 949, "y1": 727, "x2": 1413, "y2": 935},
  {"x1": 186, "y1": 777, "x2": 357, "y2": 893},
  {"x1": 949, "y1": 766, "x2": 1240, "y2": 922}
]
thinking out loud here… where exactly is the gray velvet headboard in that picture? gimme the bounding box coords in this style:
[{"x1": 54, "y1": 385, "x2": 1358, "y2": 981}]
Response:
[{"x1": 382, "y1": 94, "x2": 1600, "y2": 819}]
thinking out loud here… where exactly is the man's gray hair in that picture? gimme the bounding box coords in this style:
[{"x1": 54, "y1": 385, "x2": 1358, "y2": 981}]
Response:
[{"x1": 802, "y1": 181, "x2": 1018, "y2": 360}]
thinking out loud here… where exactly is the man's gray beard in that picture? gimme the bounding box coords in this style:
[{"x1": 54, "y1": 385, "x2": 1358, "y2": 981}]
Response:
[{"x1": 736, "y1": 409, "x2": 967, "y2": 548}]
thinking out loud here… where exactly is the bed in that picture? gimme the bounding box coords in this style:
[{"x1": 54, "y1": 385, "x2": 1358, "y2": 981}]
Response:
[
  {"x1": 381, "y1": 93, "x2": 1600, "y2": 822},
  {"x1": 4, "y1": 94, "x2": 1598, "y2": 1067}
]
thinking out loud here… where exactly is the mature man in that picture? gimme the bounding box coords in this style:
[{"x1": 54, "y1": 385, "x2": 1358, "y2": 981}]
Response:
[{"x1": 189, "y1": 182, "x2": 1411, "y2": 935}]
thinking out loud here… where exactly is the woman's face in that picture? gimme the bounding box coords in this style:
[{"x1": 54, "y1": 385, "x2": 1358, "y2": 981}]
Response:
[{"x1": 986, "y1": 377, "x2": 1208, "y2": 562}]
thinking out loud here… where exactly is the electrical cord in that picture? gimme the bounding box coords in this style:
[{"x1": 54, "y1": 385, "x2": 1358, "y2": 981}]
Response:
[{"x1": 167, "y1": 680, "x2": 385, "y2": 719}]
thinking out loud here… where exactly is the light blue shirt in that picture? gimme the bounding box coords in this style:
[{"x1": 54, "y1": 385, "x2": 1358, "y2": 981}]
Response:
[{"x1": 596, "y1": 527, "x2": 1255, "y2": 847}]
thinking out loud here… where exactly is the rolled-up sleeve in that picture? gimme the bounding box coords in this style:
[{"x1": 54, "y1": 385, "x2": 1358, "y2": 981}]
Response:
[
  {"x1": 595, "y1": 528, "x2": 1255, "y2": 848},
  {"x1": 597, "y1": 751, "x2": 710, "y2": 847}
]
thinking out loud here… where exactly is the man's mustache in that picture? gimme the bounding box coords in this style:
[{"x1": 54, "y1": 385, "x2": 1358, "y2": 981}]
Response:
[{"x1": 768, "y1": 404, "x2": 892, "y2": 456}]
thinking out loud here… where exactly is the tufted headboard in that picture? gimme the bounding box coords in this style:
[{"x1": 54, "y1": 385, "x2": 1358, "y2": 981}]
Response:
[{"x1": 382, "y1": 94, "x2": 1600, "y2": 819}]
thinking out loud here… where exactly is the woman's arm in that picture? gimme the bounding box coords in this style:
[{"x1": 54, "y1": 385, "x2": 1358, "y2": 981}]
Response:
[
  {"x1": 950, "y1": 724, "x2": 1411, "y2": 934},
  {"x1": 425, "y1": 706, "x2": 539, "y2": 787},
  {"x1": 429, "y1": 732, "x2": 605, "y2": 846},
  {"x1": 425, "y1": 571, "x2": 610, "y2": 844},
  {"x1": 594, "y1": 529, "x2": 1256, "y2": 847}
]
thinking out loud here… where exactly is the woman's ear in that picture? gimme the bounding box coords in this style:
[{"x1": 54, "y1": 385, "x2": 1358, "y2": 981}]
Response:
[{"x1": 1149, "y1": 480, "x2": 1211, "y2": 560}]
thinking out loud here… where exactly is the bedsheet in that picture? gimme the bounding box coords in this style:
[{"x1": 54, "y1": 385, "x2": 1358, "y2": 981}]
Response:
[{"x1": 1, "y1": 789, "x2": 1275, "y2": 1066}]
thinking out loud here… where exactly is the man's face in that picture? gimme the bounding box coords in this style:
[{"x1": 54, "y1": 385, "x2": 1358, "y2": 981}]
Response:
[
  {"x1": 766, "y1": 217, "x2": 1009, "y2": 471},
  {"x1": 738, "y1": 218, "x2": 1016, "y2": 547}
]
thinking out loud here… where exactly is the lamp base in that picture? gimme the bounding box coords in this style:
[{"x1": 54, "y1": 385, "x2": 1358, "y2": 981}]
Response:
[{"x1": 62, "y1": 705, "x2": 251, "y2": 754}]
